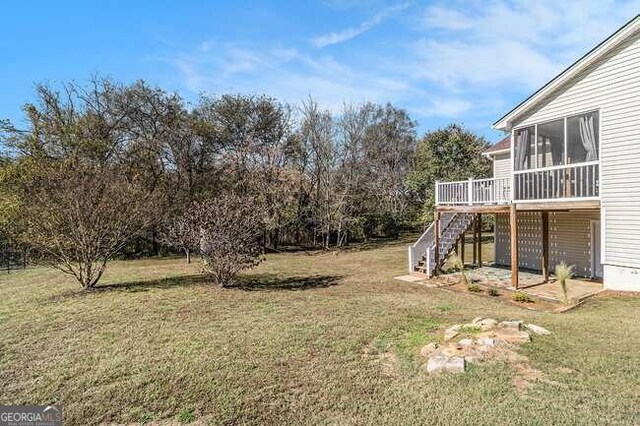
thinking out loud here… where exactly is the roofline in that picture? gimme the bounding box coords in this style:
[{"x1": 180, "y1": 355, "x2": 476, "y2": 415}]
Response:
[
  {"x1": 492, "y1": 14, "x2": 640, "y2": 131},
  {"x1": 482, "y1": 148, "x2": 510, "y2": 157}
]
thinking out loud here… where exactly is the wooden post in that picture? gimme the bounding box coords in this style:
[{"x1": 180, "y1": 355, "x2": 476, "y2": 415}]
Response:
[
  {"x1": 541, "y1": 211, "x2": 549, "y2": 282},
  {"x1": 510, "y1": 204, "x2": 519, "y2": 289},
  {"x1": 434, "y1": 210, "x2": 440, "y2": 275},
  {"x1": 460, "y1": 230, "x2": 465, "y2": 265},
  {"x1": 477, "y1": 213, "x2": 483, "y2": 267},
  {"x1": 472, "y1": 216, "x2": 477, "y2": 265}
]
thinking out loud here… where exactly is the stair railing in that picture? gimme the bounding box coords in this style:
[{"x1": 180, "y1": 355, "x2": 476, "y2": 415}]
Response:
[{"x1": 407, "y1": 213, "x2": 459, "y2": 275}]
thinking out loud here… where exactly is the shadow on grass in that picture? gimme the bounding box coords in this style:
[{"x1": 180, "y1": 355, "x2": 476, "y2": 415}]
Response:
[
  {"x1": 232, "y1": 274, "x2": 343, "y2": 291},
  {"x1": 47, "y1": 273, "x2": 343, "y2": 301}
]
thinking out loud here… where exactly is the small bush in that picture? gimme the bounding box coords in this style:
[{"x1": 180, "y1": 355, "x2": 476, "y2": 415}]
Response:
[
  {"x1": 555, "y1": 261, "x2": 575, "y2": 304},
  {"x1": 467, "y1": 284, "x2": 481, "y2": 292},
  {"x1": 513, "y1": 292, "x2": 534, "y2": 303},
  {"x1": 450, "y1": 253, "x2": 468, "y2": 285},
  {"x1": 488, "y1": 288, "x2": 500, "y2": 297}
]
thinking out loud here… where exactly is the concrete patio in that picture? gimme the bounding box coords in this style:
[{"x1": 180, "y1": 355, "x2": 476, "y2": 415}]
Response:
[
  {"x1": 396, "y1": 265, "x2": 605, "y2": 304},
  {"x1": 462, "y1": 265, "x2": 604, "y2": 303}
]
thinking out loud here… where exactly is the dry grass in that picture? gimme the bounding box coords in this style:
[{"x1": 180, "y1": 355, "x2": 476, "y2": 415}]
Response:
[{"x1": 1, "y1": 237, "x2": 639, "y2": 425}]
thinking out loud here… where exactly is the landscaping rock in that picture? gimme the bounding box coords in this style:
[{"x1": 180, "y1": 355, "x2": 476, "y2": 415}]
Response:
[
  {"x1": 477, "y1": 337, "x2": 497, "y2": 347},
  {"x1": 472, "y1": 316, "x2": 483, "y2": 324},
  {"x1": 496, "y1": 329, "x2": 531, "y2": 344},
  {"x1": 498, "y1": 320, "x2": 522, "y2": 330},
  {"x1": 420, "y1": 342, "x2": 438, "y2": 357},
  {"x1": 525, "y1": 324, "x2": 552, "y2": 336},
  {"x1": 444, "y1": 325, "x2": 461, "y2": 341},
  {"x1": 445, "y1": 356, "x2": 465, "y2": 373},
  {"x1": 426, "y1": 355, "x2": 465, "y2": 373},
  {"x1": 458, "y1": 338, "x2": 474, "y2": 347},
  {"x1": 478, "y1": 318, "x2": 498, "y2": 330}
]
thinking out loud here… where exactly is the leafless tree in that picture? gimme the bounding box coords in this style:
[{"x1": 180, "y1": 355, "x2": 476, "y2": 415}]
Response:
[{"x1": 21, "y1": 162, "x2": 158, "y2": 288}]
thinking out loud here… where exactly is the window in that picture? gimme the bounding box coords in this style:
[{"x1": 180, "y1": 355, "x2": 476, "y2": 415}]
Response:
[
  {"x1": 567, "y1": 111, "x2": 599, "y2": 163},
  {"x1": 513, "y1": 110, "x2": 599, "y2": 171},
  {"x1": 514, "y1": 126, "x2": 535, "y2": 170},
  {"x1": 537, "y1": 119, "x2": 564, "y2": 167}
]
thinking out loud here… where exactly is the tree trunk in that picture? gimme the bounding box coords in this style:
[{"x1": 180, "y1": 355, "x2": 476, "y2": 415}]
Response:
[{"x1": 185, "y1": 248, "x2": 191, "y2": 264}]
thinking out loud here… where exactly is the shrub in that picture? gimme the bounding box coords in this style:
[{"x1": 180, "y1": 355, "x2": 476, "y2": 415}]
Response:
[
  {"x1": 467, "y1": 284, "x2": 481, "y2": 292},
  {"x1": 186, "y1": 194, "x2": 264, "y2": 287},
  {"x1": 488, "y1": 288, "x2": 500, "y2": 297},
  {"x1": 450, "y1": 253, "x2": 468, "y2": 285},
  {"x1": 513, "y1": 292, "x2": 534, "y2": 303},
  {"x1": 555, "y1": 261, "x2": 575, "y2": 304}
]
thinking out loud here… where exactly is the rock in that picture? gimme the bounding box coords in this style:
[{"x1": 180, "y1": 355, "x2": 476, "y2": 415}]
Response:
[
  {"x1": 420, "y1": 342, "x2": 438, "y2": 357},
  {"x1": 445, "y1": 356, "x2": 465, "y2": 373},
  {"x1": 426, "y1": 355, "x2": 448, "y2": 373},
  {"x1": 525, "y1": 324, "x2": 552, "y2": 336},
  {"x1": 477, "y1": 337, "x2": 497, "y2": 347},
  {"x1": 478, "y1": 318, "x2": 498, "y2": 330},
  {"x1": 458, "y1": 338, "x2": 474, "y2": 347},
  {"x1": 426, "y1": 355, "x2": 465, "y2": 373},
  {"x1": 444, "y1": 325, "x2": 461, "y2": 341},
  {"x1": 498, "y1": 320, "x2": 522, "y2": 330},
  {"x1": 472, "y1": 316, "x2": 483, "y2": 324},
  {"x1": 496, "y1": 330, "x2": 531, "y2": 344}
]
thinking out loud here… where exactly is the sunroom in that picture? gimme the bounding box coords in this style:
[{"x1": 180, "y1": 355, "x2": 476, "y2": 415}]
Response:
[{"x1": 435, "y1": 110, "x2": 600, "y2": 206}]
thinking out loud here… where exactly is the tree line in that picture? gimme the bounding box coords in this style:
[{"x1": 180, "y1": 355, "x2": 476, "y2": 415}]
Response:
[{"x1": 0, "y1": 78, "x2": 490, "y2": 288}]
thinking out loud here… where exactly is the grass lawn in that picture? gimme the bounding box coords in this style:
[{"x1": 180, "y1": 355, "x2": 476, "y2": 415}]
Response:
[{"x1": 0, "y1": 238, "x2": 638, "y2": 425}]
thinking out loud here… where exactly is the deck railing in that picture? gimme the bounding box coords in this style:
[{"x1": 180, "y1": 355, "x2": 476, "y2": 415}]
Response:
[
  {"x1": 435, "y1": 162, "x2": 599, "y2": 205},
  {"x1": 436, "y1": 177, "x2": 511, "y2": 205},
  {"x1": 513, "y1": 161, "x2": 599, "y2": 201}
]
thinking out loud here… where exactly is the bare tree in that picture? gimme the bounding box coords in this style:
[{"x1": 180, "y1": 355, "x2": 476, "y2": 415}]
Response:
[
  {"x1": 160, "y1": 215, "x2": 198, "y2": 264},
  {"x1": 187, "y1": 194, "x2": 264, "y2": 287},
  {"x1": 20, "y1": 162, "x2": 158, "y2": 288}
]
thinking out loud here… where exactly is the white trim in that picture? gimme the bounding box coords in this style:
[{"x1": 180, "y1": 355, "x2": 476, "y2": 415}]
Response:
[
  {"x1": 590, "y1": 220, "x2": 603, "y2": 278},
  {"x1": 514, "y1": 196, "x2": 600, "y2": 204},
  {"x1": 600, "y1": 206, "x2": 607, "y2": 264},
  {"x1": 493, "y1": 15, "x2": 640, "y2": 130}
]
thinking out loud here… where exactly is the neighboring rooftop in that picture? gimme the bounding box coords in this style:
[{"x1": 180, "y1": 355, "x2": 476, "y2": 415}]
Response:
[{"x1": 483, "y1": 136, "x2": 510, "y2": 154}]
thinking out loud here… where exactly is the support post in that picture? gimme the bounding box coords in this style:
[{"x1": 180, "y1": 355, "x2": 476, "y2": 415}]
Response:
[
  {"x1": 472, "y1": 216, "x2": 477, "y2": 265},
  {"x1": 460, "y1": 230, "x2": 465, "y2": 265},
  {"x1": 541, "y1": 211, "x2": 549, "y2": 282},
  {"x1": 510, "y1": 204, "x2": 519, "y2": 289},
  {"x1": 477, "y1": 213, "x2": 483, "y2": 267},
  {"x1": 434, "y1": 210, "x2": 441, "y2": 275}
]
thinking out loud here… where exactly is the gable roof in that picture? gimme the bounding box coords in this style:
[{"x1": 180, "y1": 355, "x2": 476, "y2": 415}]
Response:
[
  {"x1": 493, "y1": 14, "x2": 640, "y2": 131},
  {"x1": 483, "y1": 136, "x2": 510, "y2": 155}
]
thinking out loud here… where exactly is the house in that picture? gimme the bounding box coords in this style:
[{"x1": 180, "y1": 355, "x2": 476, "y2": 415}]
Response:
[{"x1": 409, "y1": 14, "x2": 640, "y2": 292}]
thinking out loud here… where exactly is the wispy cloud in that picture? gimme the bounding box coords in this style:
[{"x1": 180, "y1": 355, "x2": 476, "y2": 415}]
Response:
[
  {"x1": 310, "y1": 3, "x2": 410, "y2": 48},
  {"x1": 164, "y1": 42, "x2": 416, "y2": 113},
  {"x1": 415, "y1": 0, "x2": 640, "y2": 90},
  {"x1": 158, "y1": 0, "x2": 640, "y2": 139}
]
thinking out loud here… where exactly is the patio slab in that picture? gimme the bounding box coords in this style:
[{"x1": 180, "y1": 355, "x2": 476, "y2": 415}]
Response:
[{"x1": 459, "y1": 265, "x2": 604, "y2": 303}]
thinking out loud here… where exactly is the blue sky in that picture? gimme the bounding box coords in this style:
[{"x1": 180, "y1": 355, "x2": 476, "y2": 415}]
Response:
[{"x1": 1, "y1": 1, "x2": 639, "y2": 141}]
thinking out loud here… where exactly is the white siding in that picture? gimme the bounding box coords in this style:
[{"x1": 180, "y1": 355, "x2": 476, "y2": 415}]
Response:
[
  {"x1": 511, "y1": 29, "x2": 640, "y2": 270},
  {"x1": 495, "y1": 210, "x2": 600, "y2": 277},
  {"x1": 492, "y1": 153, "x2": 511, "y2": 179}
]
